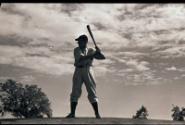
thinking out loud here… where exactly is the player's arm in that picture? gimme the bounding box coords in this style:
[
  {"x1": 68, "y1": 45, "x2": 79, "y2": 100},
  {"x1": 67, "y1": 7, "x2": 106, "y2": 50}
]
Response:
[
  {"x1": 94, "y1": 47, "x2": 105, "y2": 60},
  {"x1": 79, "y1": 48, "x2": 104, "y2": 61},
  {"x1": 79, "y1": 52, "x2": 95, "y2": 62},
  {"x1": 74, "y1": 48, "x2": 96, "y2": 63}
]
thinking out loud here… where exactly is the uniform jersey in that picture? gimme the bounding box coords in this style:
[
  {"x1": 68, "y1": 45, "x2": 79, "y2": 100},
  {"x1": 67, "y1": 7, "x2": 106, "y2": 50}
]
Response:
[{"x1": 74, "y1": 47, "x2": 96, "y2": 67}]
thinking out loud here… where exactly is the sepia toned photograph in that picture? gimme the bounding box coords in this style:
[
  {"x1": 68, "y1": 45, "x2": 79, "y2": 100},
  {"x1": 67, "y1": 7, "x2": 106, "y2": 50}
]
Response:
[{"x1": 0, "y1": 3, "x2": 185, "y2": 124}]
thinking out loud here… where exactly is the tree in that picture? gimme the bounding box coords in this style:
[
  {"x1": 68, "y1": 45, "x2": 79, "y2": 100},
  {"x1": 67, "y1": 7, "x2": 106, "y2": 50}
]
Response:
[
  {"x1": 171, "y1": 105, "x2": 184, "y2": 121},
  {"x1": 133, "y1": 105, "x2": 149, "y2": 119},
  {"x1": 0, "y1": 79, "x2": 52, "y2": 118}
]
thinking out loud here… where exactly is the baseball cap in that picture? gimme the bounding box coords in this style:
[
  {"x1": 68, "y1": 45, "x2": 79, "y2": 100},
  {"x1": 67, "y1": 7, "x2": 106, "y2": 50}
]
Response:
[{"x1": 75, "y1": 34, "x2": 88, "y2": 42}]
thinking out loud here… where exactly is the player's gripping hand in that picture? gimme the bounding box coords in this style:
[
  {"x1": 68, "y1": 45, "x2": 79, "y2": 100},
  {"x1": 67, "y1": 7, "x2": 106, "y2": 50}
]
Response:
[{"x1": 95, "y1": 46, "x2": 101, "y2": 53}]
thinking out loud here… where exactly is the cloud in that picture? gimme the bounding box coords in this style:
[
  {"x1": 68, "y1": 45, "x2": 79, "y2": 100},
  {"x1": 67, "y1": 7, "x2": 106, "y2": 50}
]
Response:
[
  {"x1": 126, "y1": 59, "x2": 150, "y2": 71},
  {"x1": 158, "y1": 46, "x2": 185, "y2": 58},
  {"x1": 1, "y1": 4, "x2": 185, "y2": 51},
  {"x1": 20, "y1": 75, "x2": 35, "y2": 83},
  {"x1": 117, "y1": 51, "x2": 148, "y2": 59},
  {"x1": 60, "y1": 4, "x2": 84, "y2": 16},
  {"x1": 15, "y1": 56, "x2": 74, "y2": 76},
  {"x1": 0, "y1": 45, "x2": 74, "y2": 75},
  {"x1": 166, "y1": 66, "x2": 177, "y2": 71},
  {"x1": 1, "y1": 4, "x2": 185, "y2": 85}
]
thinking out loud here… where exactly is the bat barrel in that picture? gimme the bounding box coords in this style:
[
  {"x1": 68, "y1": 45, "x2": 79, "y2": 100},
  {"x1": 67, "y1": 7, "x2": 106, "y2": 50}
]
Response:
[{"x1": 87, "y1": 25, "x2": 97, "y2": 47}]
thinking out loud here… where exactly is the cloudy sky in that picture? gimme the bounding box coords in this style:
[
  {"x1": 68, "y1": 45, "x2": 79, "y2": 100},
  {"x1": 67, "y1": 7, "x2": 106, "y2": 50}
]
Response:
[{"x1": 1, "y1": 3, "x2": 185, "y2": 120}]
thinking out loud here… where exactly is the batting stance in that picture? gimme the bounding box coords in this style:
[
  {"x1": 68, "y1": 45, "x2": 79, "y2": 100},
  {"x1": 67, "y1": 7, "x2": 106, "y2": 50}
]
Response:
[{"x1": 66, "y1": 34, "x2": 105, "y2": 118}]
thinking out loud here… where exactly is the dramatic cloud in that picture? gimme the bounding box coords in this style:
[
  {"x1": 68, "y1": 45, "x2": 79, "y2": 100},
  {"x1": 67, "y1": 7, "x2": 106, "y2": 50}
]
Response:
[{"x1": 1, "y1": 4, "x2": 185, "y2": 85}]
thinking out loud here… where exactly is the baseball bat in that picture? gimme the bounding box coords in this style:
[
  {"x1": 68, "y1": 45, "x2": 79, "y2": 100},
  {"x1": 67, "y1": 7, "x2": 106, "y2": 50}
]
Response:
[
  {"x1": 87, "y1": 25, "x2": 98, "y2": 48},
  {"x1": 87, "y1": 25, "x2": 106, "y2": 60}
]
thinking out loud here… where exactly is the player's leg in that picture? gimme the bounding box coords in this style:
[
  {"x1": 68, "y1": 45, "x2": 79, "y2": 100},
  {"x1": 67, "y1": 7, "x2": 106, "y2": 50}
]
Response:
[
  {"x1": 66, "y1": 69, "x2": 83, "y2": 118},
  {"x1": 83, "y1": 68, "x2": 101, "y2": 118}
]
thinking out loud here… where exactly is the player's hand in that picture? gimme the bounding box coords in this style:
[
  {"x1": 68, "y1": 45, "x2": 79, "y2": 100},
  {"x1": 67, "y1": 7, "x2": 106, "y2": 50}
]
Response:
[{"x1": 95, "y1": 46, "x2": 101, "y2": 53}]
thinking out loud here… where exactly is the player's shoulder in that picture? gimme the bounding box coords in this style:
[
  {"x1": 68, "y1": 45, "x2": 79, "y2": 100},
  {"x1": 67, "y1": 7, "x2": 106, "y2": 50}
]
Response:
[{"x1": 74, "y1": 47, "x2": 80, "y2": 52}]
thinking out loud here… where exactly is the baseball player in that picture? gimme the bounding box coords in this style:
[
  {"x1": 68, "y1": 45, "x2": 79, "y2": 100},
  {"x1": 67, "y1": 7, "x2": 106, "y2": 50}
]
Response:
[{"x1": 66, "y1": 34, "x2": 105, "y2": 119}]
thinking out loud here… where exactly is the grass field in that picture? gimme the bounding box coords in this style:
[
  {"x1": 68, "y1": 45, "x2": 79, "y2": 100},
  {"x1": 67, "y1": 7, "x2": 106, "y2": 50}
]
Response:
[{"x1": 0, "y1": 117, "x2": 185, "y2": 124}]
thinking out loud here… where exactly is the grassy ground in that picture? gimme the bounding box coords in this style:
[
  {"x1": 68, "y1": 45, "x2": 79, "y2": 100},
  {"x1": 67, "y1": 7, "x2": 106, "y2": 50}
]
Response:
[{"x1": 0, "y1": 117, "x2": 185, "y2": 124}]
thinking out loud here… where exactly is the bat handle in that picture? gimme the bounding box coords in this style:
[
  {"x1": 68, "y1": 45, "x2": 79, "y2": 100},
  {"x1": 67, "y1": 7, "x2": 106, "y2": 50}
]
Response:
[
  {"x1": 94, "y1": 44, "x2": 98, "y2": 48},
  {"x1": 95, "y1": 46, "x2": 101, "y2": 53}
]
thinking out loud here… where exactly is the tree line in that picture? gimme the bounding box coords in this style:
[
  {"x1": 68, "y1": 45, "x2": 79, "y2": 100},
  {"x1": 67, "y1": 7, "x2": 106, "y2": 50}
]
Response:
[{"x1": 0, "y1": 79, "x2": 184, "y2": 121}]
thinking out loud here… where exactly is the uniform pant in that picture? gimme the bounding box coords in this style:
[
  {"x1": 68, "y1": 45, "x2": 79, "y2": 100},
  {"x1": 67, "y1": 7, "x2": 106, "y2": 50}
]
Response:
[{"x1": 70, "y1": 66, "x2": 98, "y2": 103}]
